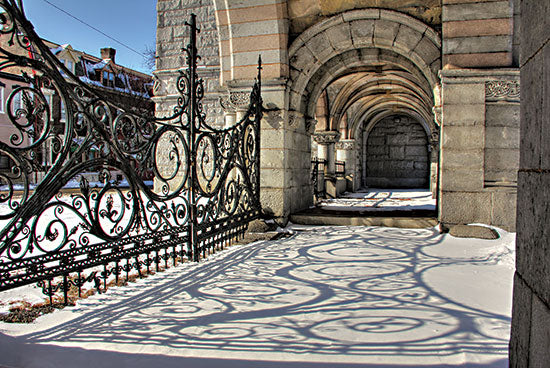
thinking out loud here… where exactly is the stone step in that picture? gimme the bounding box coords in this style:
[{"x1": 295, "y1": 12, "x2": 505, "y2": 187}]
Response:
[{"x1": 290, "y1": 211, "x2": 438, "y2": 229}]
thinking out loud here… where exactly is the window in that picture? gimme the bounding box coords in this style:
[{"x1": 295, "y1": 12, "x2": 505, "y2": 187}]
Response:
[
  {"x1": 65, "y1": 60, "x2": 73, "y2": 73},
  {"x1": 12, "y1": 88, "x2": 22, "y2": 111},
  {"x1": 60, "y1": 100, "x2": 66, "y2": 121},
  {"x1": 102, "y1": 70, "x2": 114, "y2": 87},
  {"x1": 0, "y1": 87, "x2": 4, "y2": 114},
  {"x1": 43, "y1": 93, "x2": 52, "y2": 115},
  {"x1": 59, "y1": 59, "x2": 74, "y2": 76}
]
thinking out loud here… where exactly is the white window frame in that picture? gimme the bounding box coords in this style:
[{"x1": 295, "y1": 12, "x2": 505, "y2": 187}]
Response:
[{"x1": 0, "y1": 87, "x2": 4, "y2": 114}]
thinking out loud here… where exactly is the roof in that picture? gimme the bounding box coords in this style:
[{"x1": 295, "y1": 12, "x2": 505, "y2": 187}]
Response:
[{"x1": 42, "y1": 39, "x2": 153, "y2": 98}]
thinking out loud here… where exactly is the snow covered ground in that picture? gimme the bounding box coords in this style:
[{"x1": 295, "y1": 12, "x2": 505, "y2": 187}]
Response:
[
  {"x1": 319, "y1": 188, "x2": 436, "y2": 212},
  {"x1": 0, "y1": 224, "x2": 515, "y2": 368}
]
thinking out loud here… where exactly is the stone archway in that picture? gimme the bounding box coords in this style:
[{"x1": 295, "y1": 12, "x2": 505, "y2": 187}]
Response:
[{"x1": 289, "y1": 9, "x2": 441, "y2": 202}]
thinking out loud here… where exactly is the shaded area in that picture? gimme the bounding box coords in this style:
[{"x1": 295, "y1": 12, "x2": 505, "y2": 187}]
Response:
[{"x1": 0, "y1": 226, "x2": 511, "y2": 367}]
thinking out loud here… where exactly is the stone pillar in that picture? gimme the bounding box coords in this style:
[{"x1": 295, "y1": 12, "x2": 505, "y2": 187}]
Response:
[
  {"x1": 439, "y1": 69, "x2": 519, "y2": 231},
  {"x1": 336, "y1": 139, "x2": 358, "y2": 192},
  {"x1": 509, "y1": 1, "x2": 550, "y2": 366},
  {"x1": 313, "y1": 131, "x2": 340, "y2": 176},
  {"x1": 317, "y1": 144, "x2": 328, "y2": 166},
  {"x1": 428, "y1": 131, "x2": 439, "y2": 196}
]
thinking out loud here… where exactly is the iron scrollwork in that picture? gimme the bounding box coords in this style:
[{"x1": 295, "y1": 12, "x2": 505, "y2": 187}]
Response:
[{"x1": 0, "y1": 3, "x2": 262, "y2": 303}]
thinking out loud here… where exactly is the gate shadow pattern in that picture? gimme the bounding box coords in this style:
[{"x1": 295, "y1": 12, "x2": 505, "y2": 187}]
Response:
[{"x1": 21, "y1": 226, "x2": 511, "y2": 364}]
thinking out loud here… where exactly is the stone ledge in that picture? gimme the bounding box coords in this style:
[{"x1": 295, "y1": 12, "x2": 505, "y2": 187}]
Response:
[{"x1": 448, "y1": 224, "x2": 499, "y2": 239}]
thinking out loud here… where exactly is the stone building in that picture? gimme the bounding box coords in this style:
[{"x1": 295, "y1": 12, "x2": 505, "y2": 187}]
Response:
[{"x1": 154, "y1": 0, "x2": 520, "y2": 230}]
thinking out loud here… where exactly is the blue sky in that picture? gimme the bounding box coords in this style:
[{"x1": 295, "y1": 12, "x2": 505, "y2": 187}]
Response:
[{"x1": 23, "y1": 0, "x2": 157, "y2": 75}]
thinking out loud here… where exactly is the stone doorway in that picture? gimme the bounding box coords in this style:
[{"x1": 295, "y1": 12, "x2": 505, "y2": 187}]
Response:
[{"x1": 363, "y1": 114, "x2": 430, "y2": 189}]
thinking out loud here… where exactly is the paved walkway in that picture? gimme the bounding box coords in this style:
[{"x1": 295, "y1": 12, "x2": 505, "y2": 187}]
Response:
[{"x1": 0, "y1": 225, "x2": 514, "y2": 368}]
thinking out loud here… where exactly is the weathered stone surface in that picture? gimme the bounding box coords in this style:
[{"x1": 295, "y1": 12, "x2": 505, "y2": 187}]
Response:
[
  {"x1": 442, "y1": 83, "x2": 484, "y2": 105},
  {"x1": 449, "y1": 224, "x2": 499, "y2": 239},
  {"x1": 509, "y1": 273, "x2": 532, "y2": 368},
  {"x1": 490, "y1": 190, "x2": 517, "y2": 231},
  {"x1": 444, "y1": 52, "x2": 513, "y2": 68},
  {"x1": 440, "y1": 191, "x2": 492, "y2": 225},
  {"x1": 441, "y1": 125, "x2": 484, "y2": 149},
  {"x1": 442, "y1": 104, "x2": 485, "y2": 126},
  {"x1": 520, "y1": 51, "x2": 543, "y2": 169},
  {"x1": 325, "y1": 22, "x2": 353, "y2": 51},
  {"x1": 516, "y1": 171, "x2": 550, "y2": 308},
  {"x1": 373, "y1": 19, "x2": 400, "y2": 47},
  {"x1": 444, "y1": 35, "x2": 511, "y2": 55},
  {"x1": 441, "y1": 150, "x2": 483, "y2": 169},
  {"x1": 543, "y1": 43, "x2": 550, "y2": 170},
  {"x1": 440, "y1": 168, "x2": 483, "y2": 192},
  {"x1": 443, "y1": 1, "x2": 511, "y2": 22},
  {"x1": 530, "y1": 294, "x2": 550, "y2": 366},
  {"x1": 349, "y1": 19, "x2": 375, "y2": 47},
  {"x1": 521, "y1": 0, "x2": 550, "y2": 64},
  {"x1": 486, "y1": 104, "x2": 520, "y2": 128},
  {"x1": 412, "y1": 35, "x2": 440, "y2": 65},
  {"x1": 444, "y1": 18, "x2": 513, "y2": 38},
  {"x1": 484, "y1": 148, "x2": 520, "y2": 172}
]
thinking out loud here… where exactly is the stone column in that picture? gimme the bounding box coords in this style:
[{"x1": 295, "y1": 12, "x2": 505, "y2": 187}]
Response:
[
  {"x1": 336, "y1": 140, "x2": 355, "y2": 172},
  {"x1": 336, "y1": 139, "x2": 357, "y2": 191},
  {"x1": 313, "y1": 131, "x2": 340, "y2": 176},
  {"x1": 428, "y1": 131, "x2": 439, "y2": 196}
]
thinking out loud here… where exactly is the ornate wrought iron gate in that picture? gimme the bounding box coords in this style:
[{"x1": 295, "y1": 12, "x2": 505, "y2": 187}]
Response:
[{"x1": 0, "y1": 2, "x2": 262, "y2": 303}]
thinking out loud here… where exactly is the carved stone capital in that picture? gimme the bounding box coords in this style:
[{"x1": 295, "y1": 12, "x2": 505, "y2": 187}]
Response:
[
  {"x1": 485, "y1": 80, "x2": 520, "y2": 102},
  {"x1": 313, "y1": 131, "x2": 340, "y2": 145},
  {"x1": 219, "y1": 91, "x2": 250, "y2": 112},
  {"x1": 335, "y1": 139, "x2": 356, "y2": 150}
]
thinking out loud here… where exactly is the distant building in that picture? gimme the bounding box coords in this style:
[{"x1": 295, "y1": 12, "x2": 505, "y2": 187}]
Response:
[{"x1": 0, "y1": 38, "x2": 154, "y2": 183}]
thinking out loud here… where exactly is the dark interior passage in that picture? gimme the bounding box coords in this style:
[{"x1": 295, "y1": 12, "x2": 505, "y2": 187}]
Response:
[{"x1": 365, "y1": 115, "x2": 429, "y2": 188}]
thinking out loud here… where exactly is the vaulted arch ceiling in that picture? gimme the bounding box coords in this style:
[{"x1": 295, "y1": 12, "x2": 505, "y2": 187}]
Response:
[
  {"x1": 326, "y1": 70, "x2": 434, "y2": 135},
  {"x1": 289, "y1": 8, "x2": 441, "y2": 137}
]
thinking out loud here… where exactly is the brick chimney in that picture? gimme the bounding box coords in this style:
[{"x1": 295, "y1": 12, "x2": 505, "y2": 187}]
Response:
[{"x1": 100, "y1": 47, "x2": 116, "y2": 62}]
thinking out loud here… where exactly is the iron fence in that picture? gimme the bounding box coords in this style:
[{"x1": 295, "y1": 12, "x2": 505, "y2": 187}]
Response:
[
  {"x1": 0, "y1": 2, "x2": 263, "y2": 304},
  {"x1": 311, "y1": 158, "x2": 326, "y2": 199}
]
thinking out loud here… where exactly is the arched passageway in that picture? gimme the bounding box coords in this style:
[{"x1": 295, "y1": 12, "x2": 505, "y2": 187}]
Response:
[{"x1": 290, "y1": 9, "x2": 441, "y2": 200}]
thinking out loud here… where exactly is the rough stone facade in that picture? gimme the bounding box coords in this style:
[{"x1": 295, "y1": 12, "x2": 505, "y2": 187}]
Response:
[
  {"x1": 155, "y1": 0, "x2": 521, "y2": 231},
  {"x1": 365, "y1": 115, "x2": 429, "y2": 188},
  {"x1": 509, "y1": 0, "x2": 550, "y2": 366}
]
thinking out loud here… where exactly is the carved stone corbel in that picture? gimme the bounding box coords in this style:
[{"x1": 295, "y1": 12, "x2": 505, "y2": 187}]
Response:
[{"x1": 313, "y1": 131, "x2": 340, "y2": 145}]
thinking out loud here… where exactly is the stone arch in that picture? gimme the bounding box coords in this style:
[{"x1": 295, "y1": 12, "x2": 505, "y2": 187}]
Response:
[
  {"x1": 288, "y1": 8, "x2": 441, "y2": 120},
  {"x1": 329, "y1": 73, "x2": 435, "y2": 137}
]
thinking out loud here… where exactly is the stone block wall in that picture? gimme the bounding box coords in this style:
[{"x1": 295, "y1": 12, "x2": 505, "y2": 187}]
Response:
[
  {"x1": 442, "y1": 0, "x2": 515, "y2": 68},
  {"x1": 509, "y1": 0, "x2": 550, "y2": 366},
  {"x1": 365, "y1": 115, "x2": 429, "y2": 188},
  {"x1": 154, "y1": 0, "x2": 224, "y2": 126},
  {"x1": 439, "y1": 69, "x2": 519, "y2": 231}
]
